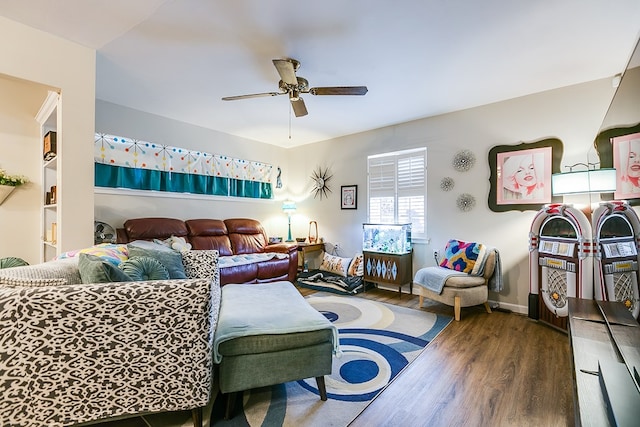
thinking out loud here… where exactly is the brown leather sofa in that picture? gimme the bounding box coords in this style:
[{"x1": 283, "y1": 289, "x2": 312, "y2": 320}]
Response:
[{"x1": 117, "y1": 217, "x2": 298, "y2": 285}]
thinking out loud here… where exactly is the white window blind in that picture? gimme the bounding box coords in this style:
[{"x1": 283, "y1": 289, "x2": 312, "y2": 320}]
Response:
[{"x1": 368, "y1": 148, "x2": 426, "y2": 236}]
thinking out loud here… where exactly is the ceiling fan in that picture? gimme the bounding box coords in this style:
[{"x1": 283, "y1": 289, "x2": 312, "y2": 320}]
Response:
[{"x1": 221, "y1": 58, "x2": 368, "y2": 117}]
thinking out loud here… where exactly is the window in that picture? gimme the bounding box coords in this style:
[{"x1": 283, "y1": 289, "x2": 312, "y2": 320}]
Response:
[{"x1": 368, "y1": 148, "x2": 426, "y2": 237}]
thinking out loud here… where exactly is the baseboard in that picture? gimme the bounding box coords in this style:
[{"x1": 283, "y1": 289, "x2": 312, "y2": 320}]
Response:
[{"x1": 488, "y1": 299, "x2": 528, "y2": 315}]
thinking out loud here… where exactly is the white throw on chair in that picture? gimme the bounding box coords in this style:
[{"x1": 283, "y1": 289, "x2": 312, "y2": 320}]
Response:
[{"x1": 413, "y1": 240, "x2": 501, "y2": 321}]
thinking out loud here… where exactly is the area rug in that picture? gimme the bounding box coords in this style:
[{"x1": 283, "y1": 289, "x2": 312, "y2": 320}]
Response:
[{"x1": 143, "y1": 293, "x2": 452, "y2": 427}]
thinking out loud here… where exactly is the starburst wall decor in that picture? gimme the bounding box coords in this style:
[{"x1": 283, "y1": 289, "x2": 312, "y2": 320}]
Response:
[
  {"x1": 456, "y1": 193, "x2": 476, "y2": 212},
  {"x1": 440, "y1": 177, "x2": 454, "y2": 192},
  {"x1": 452, "y1": 149, "x2": 476, "y2": 172},
  {"x1": 311, "y1": 166, "x2": 333, "y2": 199}
]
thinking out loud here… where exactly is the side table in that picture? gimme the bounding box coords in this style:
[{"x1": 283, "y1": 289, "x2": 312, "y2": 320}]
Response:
[{"x1": 297, "y1": 242, "x2": 325, "y2": 271}]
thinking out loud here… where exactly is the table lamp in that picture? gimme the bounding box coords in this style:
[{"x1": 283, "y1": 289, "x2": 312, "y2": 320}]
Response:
[{"x1": 282, "y1": 200, "x2": 297, "y2": 242}]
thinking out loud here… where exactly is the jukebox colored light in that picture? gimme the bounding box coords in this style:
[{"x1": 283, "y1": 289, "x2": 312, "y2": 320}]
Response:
[{"x1": 551, "y1": 168, "x2": 617, "y2": 196}]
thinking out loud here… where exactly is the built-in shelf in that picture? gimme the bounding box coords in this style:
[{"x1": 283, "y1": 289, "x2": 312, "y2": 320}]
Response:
[{"x1": 36, "y1": 90, "x2": 60, "y2": 262}]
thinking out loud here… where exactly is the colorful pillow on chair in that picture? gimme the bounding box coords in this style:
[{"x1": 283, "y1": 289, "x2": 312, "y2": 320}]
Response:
[{"x1": 439, "y1": 239, "x2": 485, "y2": 275}]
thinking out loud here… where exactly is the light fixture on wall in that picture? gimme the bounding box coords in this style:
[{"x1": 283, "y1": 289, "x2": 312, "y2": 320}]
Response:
[
  {"x1": 282, "y1": 200, "x2": 297, "y2": 242},
  {"x1": 551, "y1": 163, "x2": 616, "y2": 196}
]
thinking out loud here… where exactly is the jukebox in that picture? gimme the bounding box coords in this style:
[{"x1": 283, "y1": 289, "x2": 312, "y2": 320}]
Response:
[
  {"x1": 529, "y1": 204, "x2": 593, "y2": 329},
  {"x1": 592, "y1": 200, "x2": 640, "y2": 318}
]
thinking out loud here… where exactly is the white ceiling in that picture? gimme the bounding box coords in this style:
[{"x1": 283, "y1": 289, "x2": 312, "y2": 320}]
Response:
[{"x1": 2, "y1": 0, "x2": 640, "y2": 148}]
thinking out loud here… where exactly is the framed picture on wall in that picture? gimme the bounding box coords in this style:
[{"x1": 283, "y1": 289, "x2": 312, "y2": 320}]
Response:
[
  {"x1": 595, "y1": 123, "x2": 640, "y2": 205},
  {"x1": 341, "y1": 185, "x2": 357, "y2": 209},
  {"x1": 612, "y1": 131, "x2": 640, "y2": 200},
  {"x1": 488, "y1": 138, "x2": 563, "y2": 212}
]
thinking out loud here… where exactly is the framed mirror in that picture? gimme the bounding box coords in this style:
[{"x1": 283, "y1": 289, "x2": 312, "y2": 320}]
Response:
[{"x1": 595, "y1": 37, "x2": 640, "y2": 203}]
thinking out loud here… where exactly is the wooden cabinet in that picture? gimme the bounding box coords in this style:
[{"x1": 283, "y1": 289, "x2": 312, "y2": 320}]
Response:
[
  {"x1": 36, "y1": 91, "x2": 61, "y2": 262},
  {"x1": 363, "y1": 250, "x2": 413, "y2": 295}
]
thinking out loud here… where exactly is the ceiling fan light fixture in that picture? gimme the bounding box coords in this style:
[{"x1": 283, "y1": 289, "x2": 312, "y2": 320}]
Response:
[{"x1": 221, "y1": 58, "x2": 368, "y2": 116}]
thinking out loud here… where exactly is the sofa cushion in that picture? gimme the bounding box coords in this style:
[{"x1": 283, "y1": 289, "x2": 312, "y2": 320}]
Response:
[
  {"x1": 181, "y1": 250, "x2": 219, "y2": 280},
  {"x1": 0, "y1": 257, "x2": 82, "y2": 285},
  {"x1": 127, "y1": 241, "x2": 187, "y2": 279},
  {"x1": 78, "y1": 253, "x2": 133, "y2": 284},
  {"x1": 186, "y1": 219, "x2": 233, "y2": 256},
  {"x1": 123, "y1": 217, "x2": 189, "y2": 241},
  {"x1": 224, "y1": 218, "x2": 268, "y2": 255},
  {"x1": 217, "y1": 329, "x2": 333, "y2": 356},
  {"x1": 119, "y1": 256, "x2": 170, "y2": 281}
]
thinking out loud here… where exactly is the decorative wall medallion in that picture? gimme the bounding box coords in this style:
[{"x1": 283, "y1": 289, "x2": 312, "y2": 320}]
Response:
[
  {"x1": 456, "y1": 193, "x2": 476, "y2": 212},
  {"x1": 311, "y1": 166, "x2": 333, "y2": 199},
  {"x1": 440, "y1": 177, "x2": 454, "y2": 192},
  {"x1": 452, "y1": 149, "x2": 476, "y2": 172}
]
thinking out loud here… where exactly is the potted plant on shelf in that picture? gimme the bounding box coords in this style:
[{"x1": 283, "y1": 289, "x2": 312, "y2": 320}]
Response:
[{"x1": 0, "y1": 168, "x2": 29, "y2": 205}]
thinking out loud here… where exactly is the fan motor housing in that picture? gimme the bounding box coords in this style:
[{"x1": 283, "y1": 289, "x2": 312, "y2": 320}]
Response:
[{"x1": 278, "y1": 77, "x2": 309, "y2": 93}]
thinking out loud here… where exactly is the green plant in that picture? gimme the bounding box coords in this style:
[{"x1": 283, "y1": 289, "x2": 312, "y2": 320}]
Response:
[{"x1": 0, "y1": 169, "x2": 29, "y2": 187}]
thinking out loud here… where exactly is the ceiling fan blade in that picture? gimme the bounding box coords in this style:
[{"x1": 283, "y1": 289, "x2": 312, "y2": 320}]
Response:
[
  {"x1": 308, "y1": 86, "x2": 368, "y2": 96},
  {"x1": 221, "y1": 92, "x2": 284, "y2": 101},
  {"x1": 273, "y1": 59, "x2": 299, "y2": 86},
  {"x1": 291, "y1": 98, "x2": 308, "y2": 117}
]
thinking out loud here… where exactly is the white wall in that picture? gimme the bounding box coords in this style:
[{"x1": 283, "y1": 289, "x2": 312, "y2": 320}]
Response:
[
  {"x1": 286, "y1": 77, "x2": 618, "y2": 312},
  {"x1": 0, "y1": 77, "x2": 47, "y2": 263},
  {"x1": 0, "y1": 17, "x2": 96, "y2": 259},
  {"x1": 94, "y1": 76, "x2": 620, "y2": 312},
  {"x1": 94, "y1": 100, "x2": 294, "y2": 238}
]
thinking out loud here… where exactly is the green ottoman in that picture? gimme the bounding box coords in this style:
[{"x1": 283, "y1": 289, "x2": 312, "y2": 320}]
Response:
[{"x1": 214, "y1": 281, "x2": 338, "y2": 419}]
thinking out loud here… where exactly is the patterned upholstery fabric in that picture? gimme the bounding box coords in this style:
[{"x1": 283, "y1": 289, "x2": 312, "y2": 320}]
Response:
[
  {"x1": 0, "y1": 257, "x2": 81, "y2": 286},
  {"x1": 182, "y1": 249, "x2": 220, "y2": 281},
  {"x1": 0, "y1": 277, "x2": 221, "y2": 427}
]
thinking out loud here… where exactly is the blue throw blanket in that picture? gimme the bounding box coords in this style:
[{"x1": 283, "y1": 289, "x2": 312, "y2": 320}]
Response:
[
  {"x1": 213, "y1": 281, "x2": 340, "y2": 363},
  {"x1": 414, "y1": 247, "x2": 503, "y2": 294}
]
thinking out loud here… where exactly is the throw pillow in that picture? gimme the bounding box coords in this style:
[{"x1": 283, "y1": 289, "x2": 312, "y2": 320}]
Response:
[
  {"x1": 78, "y1": 253, "x2": 132, "y2": 284},
  {"x1": 0, "y1": 257, "x2": 29, "y2": 269},
  {"x1": 319, "y1": 252, "x2": 352, "y2": 277},
  {"x1": 347, "y1": 253, "x2": 364, "y2": 277},
  {"x1": 119, "y1": 256, "x2": 170, "y2": 281},
  {"x1": 127, "y1": 242, "x2": 187, "y2": 279},
  {"x1": 439, "y1": 239, "x2": 486, "y2": 274},
  {"x1": 57, "y1": 243, "x2": 129, "y2": 266},
  {"x1": 181, "y1": 250, "x2": 219, "y2": 281}
]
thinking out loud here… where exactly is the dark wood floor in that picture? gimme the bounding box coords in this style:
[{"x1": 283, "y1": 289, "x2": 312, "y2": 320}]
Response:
[
  {"x1": 95, "y1": 286, "x2": 573, "y2": 427},
  {"x1": 342, "y1": 287, "x2": 574, "y2": 427}
]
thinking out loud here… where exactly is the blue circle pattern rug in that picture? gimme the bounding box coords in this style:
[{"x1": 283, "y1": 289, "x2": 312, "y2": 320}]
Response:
[
  {"x1": 216, "y1": 293, "x2": 452, "y2": 427},
  {"x1": 144, "y1": 293, "x2": 452, "y2": 427}
]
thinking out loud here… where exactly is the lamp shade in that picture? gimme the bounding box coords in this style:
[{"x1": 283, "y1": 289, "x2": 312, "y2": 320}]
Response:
[
  {"x1": 282, "y1": 200, "x2": 297, "y2": 214},
  {"x1": 551, "y1": 168, "x2": 616, "y2": 196}
]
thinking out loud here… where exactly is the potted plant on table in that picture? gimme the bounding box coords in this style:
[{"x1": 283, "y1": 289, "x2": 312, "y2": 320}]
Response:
[{"x1": 0, "y1": 168, "x2": 29, "y2": 205}]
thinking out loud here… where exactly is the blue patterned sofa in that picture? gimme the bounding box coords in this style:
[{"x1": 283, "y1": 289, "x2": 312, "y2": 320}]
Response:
[{"x1": 0, "y1": 251, "x2": 221, "y2": 427}]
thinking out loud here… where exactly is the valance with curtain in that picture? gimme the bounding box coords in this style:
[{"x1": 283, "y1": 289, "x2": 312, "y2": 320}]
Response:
[{"x1": 94, "y1": 133, "x2": 273, "y2": 199}]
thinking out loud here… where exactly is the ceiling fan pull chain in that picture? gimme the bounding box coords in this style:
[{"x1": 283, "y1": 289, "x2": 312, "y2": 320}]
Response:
[{"x1": 289, "y1": 102, "x2": 292, "y2": 139}]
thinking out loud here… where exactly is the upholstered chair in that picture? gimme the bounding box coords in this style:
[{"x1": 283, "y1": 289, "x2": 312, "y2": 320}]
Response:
[{"x1": 414, "y1": 248, "x2": 497, "y2": 321}]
